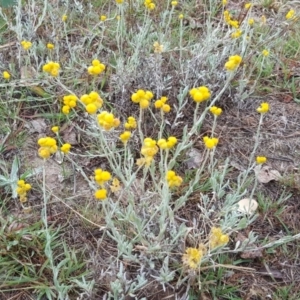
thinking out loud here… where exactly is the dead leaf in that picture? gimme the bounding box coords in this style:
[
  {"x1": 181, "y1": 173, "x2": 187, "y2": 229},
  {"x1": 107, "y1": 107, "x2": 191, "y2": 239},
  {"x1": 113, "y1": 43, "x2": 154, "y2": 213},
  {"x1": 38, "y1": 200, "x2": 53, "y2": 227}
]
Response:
[
  {"x1": 254, "y1": 165, "x2": 281, "y2": 183},
  {"x1": 185, "y1": 148, "x2": 203, "y2": 169},
  {"x1": 241, "y1": 248, "x2": 263, "y2": 259},
  {"x1": 26, "y1": 118, "x2": 47, "y2": 133},
  {"x1": 237, "y1": 198, "x2": 258, "y2": 215},
  {"x1": 258, "y1": 267, "x2": 284, "y2": 279},
  {"x1": 235, "y1": 233, "x2": 263, "y2": 259}
]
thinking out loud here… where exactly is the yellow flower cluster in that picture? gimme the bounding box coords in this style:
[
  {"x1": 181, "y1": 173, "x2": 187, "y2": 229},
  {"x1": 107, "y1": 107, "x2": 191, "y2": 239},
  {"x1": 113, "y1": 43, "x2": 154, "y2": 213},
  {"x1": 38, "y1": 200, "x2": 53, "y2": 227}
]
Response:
[
  {"x1": 244, "y1": 3, "x2": 252, "y2": 9},
  {"x1": 171, "y1": 1, "x2": 178, "y2": 6},
  {"x1": 224, "y1": 55, "x2": 242, "y2": 71},
  {"x1": 224, "y1": 11, "x2": 239, "y2": 28},
  {"x1": 97, "y1": 111, "x2": 120, "y2": 130},
  {"x1": 262, "y1": 49, "x2": 269, "y2": 57},
  {"x1": 37, "y1": 137, "x2": 58, "y2": 159},
  {"x1": 51, "y1": 126, "x2": 59, "y2": 133},
  {"x1": 144, "y1": 0, "x2": 155, "y2": 10},
  {"x1": 182, "y1": 245, "x2": 205, "y2": 269},
  {"x1": 119, "y1": 131, "x2": 131, "y2": 144},
  {"x1": 3, "y1": 71, "x2": 10, "y2": 80},
  {"x1": 209, "y1": 227, "x2": 229, "y2": 249},
  {"x1": 100, "y1": 15, "x2": 107, "y2": 22},
  {"x1": 131, "y1": 89, "x2": 154, "y2": 109},
  {"x1": 21, "y1": 40, "x2": 32, "y2": 50},
  {"x1": 47, "y1": 43, "x2": 55, "y2": 50},
  {"x1": 62, "y1": 94, "x2": 77, "y2": 114},
  {"x1": 94, "y1": 168, "x2": 111, "y2": 200},
  {"x1": 138, "y1": 138, "x2": 158, "y2": 166},
  {"x1": 166, "y1": 170, "x2": 182, "y2": 188},
  {"x1": 88, "y1": 59, "x2": 106, "y2": 76},
  {"x1": 62, "y1": 14, "x2": 68, "y2": 22},
  {"x1": 16, "y1": 180, "x2": 31, "y2": 203},
  {"x1": 203, "y1": 136, "x2": 219, "y2": 149},
  {"x1": 154, "y1": 97, "x2": 171, "y2": 113},
  {"x1": 42, "y1": 61, "x2": 60, "y2": 77},
  {"x1": 81, "y1": 91, "x2": 103, "y2": 114},
  {"x1": 95, "y1": 189, "x2": 107, "y2": 200},
  {"x1": 116, "y1": 0, "x2": 123, "y2": 4},
  {"x1": 189, "y1": 86, "x2": 211, "y2": 103},
  {"x1": 256, "y1": 156, "x2": 267, "y2": 164},
  {"x1": 209, "y1": 106, "x2": 223, "y2": 116},
  {"x1": 157, "y1": 136, "x2": 177, "y2": 150},
  {"x1": 124, "y1": 116, "x2": 137, "y2": 130},
  {"x1": 153, "y1": 41, "x2": 163, "y2": 53},
  {"x1": 61, "y1": 143, "x2": 71, "y2": 154},
  {"x1": 231, "y1": 29, "x2": 242, "y2": 39},
  {"x1": 94, "y1": 168, "x2": 111, "y2": 186},
  {"x1": 256, "y1": 102, "x2": 269, "y2": 114},
  {"x1": 248, "y1": 18, "x2": 254, "y2": 25},
  {"x1": 286, "y1": 9, "x2": 295, "y2": 20}
]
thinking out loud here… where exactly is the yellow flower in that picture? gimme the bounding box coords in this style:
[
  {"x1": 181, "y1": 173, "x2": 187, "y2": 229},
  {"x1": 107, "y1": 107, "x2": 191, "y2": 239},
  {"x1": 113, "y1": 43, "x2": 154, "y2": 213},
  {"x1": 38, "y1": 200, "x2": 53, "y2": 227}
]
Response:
[
  {"x1": 144, "y1": 0, "x2": 155, "y2": 10},
  {"x1": 166, "y1": 170, "x2": 182, "y2": 188},
  {"x1": 47, "y1": 43, "x2": 55, "y2": 50},
  {"x1": 224, "y1": 55, "x2": 242, "y2": 71},
  {"x1": 131, "y1": 89, "x2": 154, "y2": 109},
  {"x1": 182, "y1": 247, "x2": 203, "y2": 269},
  {"x1": 153, "y1": 41, "x2": 163, "y2": 53},
  {"x1": 261, "y1": 15, "x2": 266, "y2": 24},
  {"x1": 21, "y1": 40, "x2": 32, "y2": 50},
  {"x1": 42, "y1": 61, "x2": 60, "y2": 77},
  {"x1": 158, "y1": 136, "x2": 177, "y2": 150},
  {"x1": 51, "y1": 126, "x2": 59, "y2": 133},
  {"x1": 62, "y1": 105, "x2": 70, "y2": 114},
  {"x1": 257, "y1": 102, "x2": 269, "y2": 114},
  {"x1": 286, "y1": 9, "x2": 295, "y2": 20},
  {"x1": 61, "y1": 143, "x2": 71, "y2": 154},
  {"x1": 97, "y1": 111, "x2": 120, "y2": 130},
  {"x1": 171, "y1": 1, "x2": 178, "y2": 6},
  {"x1": 124, "y1": 116, "x2": 137, "y2": 130},
  {"x1": 38, "y1": 137, "x2": 57, "y2": 159},
  {"x1": 140, "y1": 138, "x2": 158, "y2": 166},
  {"x1": 81, "y1": 91, "x2": 103, "y2": 114},
  {"x1": 231, "y1": 29, "x2": 242, "y2": 39},
  {"x1": 189, "y1": 86, "x2": 211, "y2": 103},
  {"x1": 3, "y1": 71, "x2": 10, "y2": 80},
  {"x1": 228, "y1": 20, "x2": 239, "y2": 28},
  {"x1": 256, "y1": 156, "x2": 267, "y2": 164},
  {"x1": 209, "y1": 227, "x2": 229, "y2": 249},
  {"x1": 62, "y1": 14, "x2": 68, "y2": 22},
  {"x1": 100, "y1": 15, "x2": 107, "y2": 22},
  {"x1": 244, "y1": 3, "x2": 252, "y2": 9},
  {"x1": 262, "y1": 49, "x2": 269, "y2": 57},
  {"x1": 209, "y1": 106, "x2": 223, "y2": 116},
  {"x1": 16, "y1": 179, "x2": 32, "y2": 203},
  {"x1": 222, "y1": 0, "x2": 227, "y2": 5},
  {"x1": 116, "y1": 0, "x2": 123, "y2": 3},
  {"x1": 94, "y1": 169, "x2": 111, "y2": 186},
  {"x1": 95, "y1": 189, "x2": 107, "y2": 200},
  {"x1": 179, "y1": 14, "x2": 184, "y2": 19},
  {"x1": 248, "y1": 18, "x2": 254, "y2": 25},
  {"x1": 203, "y1": 136, "x2": 219, "y2": 149},
  {"x1": 88, "y1": 59, "x2": 106, "y2": 76},
  {"x1": 154, "y1": 97, "x2": 170, "y2": 112},
  {"x1": 120, "y1": 131, "x2": 131, "y2": 144}
]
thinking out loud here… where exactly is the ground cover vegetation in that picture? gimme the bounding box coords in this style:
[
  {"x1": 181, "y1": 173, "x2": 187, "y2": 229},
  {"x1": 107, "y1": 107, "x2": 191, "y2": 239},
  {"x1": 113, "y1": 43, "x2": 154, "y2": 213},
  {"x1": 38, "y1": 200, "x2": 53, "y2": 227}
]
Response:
[{"x1": 0, "y1": 0, "x2": 300, "y2": 299}]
